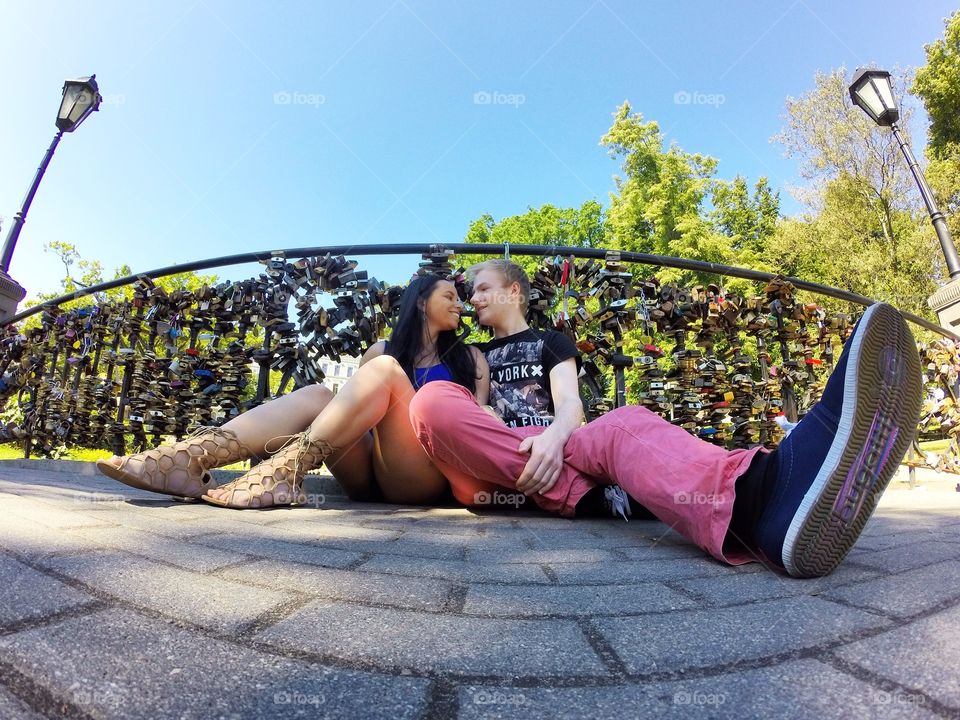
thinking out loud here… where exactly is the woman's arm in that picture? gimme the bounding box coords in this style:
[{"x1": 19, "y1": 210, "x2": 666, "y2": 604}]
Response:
[{"x1": 471, "y1": 346, "x2": 490, "y2": 406}]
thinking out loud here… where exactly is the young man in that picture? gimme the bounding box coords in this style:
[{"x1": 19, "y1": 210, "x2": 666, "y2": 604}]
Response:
[{"x1": 408, "y1": 259, "x2": 923, "y2": 578}]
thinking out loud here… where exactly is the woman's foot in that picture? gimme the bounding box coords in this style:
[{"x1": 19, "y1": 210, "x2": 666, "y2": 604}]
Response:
[
  {"x1": 202, "y1": 432, "x2": 337, "y2": 509},
  {"x1": 96, "y1": 427, "x2": 250, "y2": 499}
]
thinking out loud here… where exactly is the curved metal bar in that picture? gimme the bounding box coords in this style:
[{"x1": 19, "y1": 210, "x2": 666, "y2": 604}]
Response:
[{"x1": 6, "y1": 243, "x2": 954, "y2": 339}]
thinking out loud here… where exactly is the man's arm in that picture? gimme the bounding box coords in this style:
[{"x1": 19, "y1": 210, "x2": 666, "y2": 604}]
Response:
[{"x1": 515, "y1": 357, "x2": 583, "y2": 495}]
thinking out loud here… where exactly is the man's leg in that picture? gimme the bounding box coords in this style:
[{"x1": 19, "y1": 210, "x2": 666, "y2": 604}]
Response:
[
  {"x1": 732, "y1": 302, "x2": 922, "y2": 577},
  {"x1": 408, "y1": 382, "x2": 596, "y2": 516}
]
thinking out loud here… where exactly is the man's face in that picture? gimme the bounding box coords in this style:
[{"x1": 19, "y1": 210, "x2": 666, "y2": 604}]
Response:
[{"x1": 470, "y1": 269, "x2": 521, "y2": 327}]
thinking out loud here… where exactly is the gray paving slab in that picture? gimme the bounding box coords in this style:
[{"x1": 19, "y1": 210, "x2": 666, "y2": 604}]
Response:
[
  {"x1": 822, "y1": 560, "x2": 960, "y2": 618},
  {"x1": 462, "y1": 581, "x2": 697, "y2": 617},
  {"x1": 59, "y1": 525, "x2": 243, "y2": 572},
  {"x1": 456, "y1": 658, "x2": 943, "y2": 720},
  {"x1": 0, "y1": 554, "x2": 95, "y2": 626},
  {"x1": 464, "y1": 548, "x2": 623, "y2": 564},
  {"x1": 218, "y1": 558, "x2": 455, "y2": 611},
  {"x1": 833, "y1": 603, "x2": 960, "y2": 709},
  {"x1": 357, "y1": 554, "x2": 553, "y2": 584},
  {"x1": 672, "y1": 561, "x2": 883, "y2": 606},
  {"x1": 0, "y1": 511, "x2": 97, "y2": 558},
  {"x1": 0, "y1": 686, "x2": 46, "y2": 720},
  {"x1": 192, "y1": 532, "x2": 365, "y2": 568},
  {"x1": 0, "y1": 607, "x2": 429, "y2": 719},
  {"x1": 256, "y1": 600, "x2": 608, "y2": 677},
  {"x1": 844, "y1": 538, "x2": 960, "y2": 573},
  {"x1": 36, "y1": 551, "x2": 293, "y2": 633},
  {"x1": 594, "y1": 595, "x2": 892, "y2": 675},
  {"x1": 547, "y1": 556, "x2": 733, "y2": 584}
]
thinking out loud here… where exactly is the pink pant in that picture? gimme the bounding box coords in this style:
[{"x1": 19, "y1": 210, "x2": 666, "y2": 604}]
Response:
[{"x1": 408, "y1": 381, "x2": 766, "y2": 565}]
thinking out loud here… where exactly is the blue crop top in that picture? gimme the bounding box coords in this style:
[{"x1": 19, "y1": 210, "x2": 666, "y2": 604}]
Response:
[{"x1": 382, "y1": 342, "x2": 454, "y2": 389}]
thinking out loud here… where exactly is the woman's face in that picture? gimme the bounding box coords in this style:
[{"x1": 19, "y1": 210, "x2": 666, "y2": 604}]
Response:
[{"x1": 422, "y1": 280, "x2": 462, "y2": 332}]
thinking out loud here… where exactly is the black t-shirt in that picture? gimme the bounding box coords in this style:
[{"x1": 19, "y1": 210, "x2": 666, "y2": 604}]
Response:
[{"x1": 480, "y1": 328, "x2": 580, "y2": 428}]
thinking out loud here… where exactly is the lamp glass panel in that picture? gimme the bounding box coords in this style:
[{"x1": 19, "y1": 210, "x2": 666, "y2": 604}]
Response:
[
  {"x1": 58, "y1": 85, "x2": 83, "y2": 122},
  {"x1": 855, "y1": 80, "x2": 883, "y2": 119},
  {"x1": 874, "y1": 76, "x2": 897, "y2": 112}
]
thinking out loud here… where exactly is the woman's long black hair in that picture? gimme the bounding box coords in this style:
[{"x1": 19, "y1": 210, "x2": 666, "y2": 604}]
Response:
[{"x1": 385, "y1": 274, "x2": 478, "y2": 394}]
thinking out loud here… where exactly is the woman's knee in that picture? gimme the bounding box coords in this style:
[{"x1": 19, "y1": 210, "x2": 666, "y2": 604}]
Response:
[
  {"x1": 294, "y1": 383, "x2": 334, "y2": 407},
  {"x1": 408, "y1": 381, "x2": 466, "y2": 428}
]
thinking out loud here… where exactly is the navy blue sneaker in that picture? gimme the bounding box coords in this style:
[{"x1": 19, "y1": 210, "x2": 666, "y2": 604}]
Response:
[{"x1": 752, "y1": 303, "x2": 922, "y2": 577}]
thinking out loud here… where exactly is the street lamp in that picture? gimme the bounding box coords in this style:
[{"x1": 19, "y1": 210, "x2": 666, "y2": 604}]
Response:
[
  {"x1": 0, "y1": 75, "x2": 102, "y2": 322},
  {"x1": 849, "y1": 67, "x2": 960, "y2": 330}
]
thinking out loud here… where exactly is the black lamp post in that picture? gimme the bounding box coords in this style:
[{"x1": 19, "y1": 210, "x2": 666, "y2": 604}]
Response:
[
  {"x1": 848, "y1": 68, "x2": 960, "y2": 281},
  {"x1": 0, "y1": 75, "x2": 102, "y2": 321}
]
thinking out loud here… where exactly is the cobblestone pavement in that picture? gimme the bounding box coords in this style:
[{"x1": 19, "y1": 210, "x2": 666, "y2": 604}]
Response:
[{"x1": 0, "y1": 460, "x2": 958, "y2": 719}]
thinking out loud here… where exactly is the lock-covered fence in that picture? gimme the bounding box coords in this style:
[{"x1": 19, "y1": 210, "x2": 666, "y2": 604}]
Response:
[{"x1": 0, "y1": 244, "x2": 957, "y2": 469}]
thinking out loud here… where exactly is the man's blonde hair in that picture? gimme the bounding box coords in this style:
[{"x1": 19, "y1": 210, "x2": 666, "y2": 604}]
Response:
[{"x1": 469, "y1": 259, "x2": 530, "y2": 314}]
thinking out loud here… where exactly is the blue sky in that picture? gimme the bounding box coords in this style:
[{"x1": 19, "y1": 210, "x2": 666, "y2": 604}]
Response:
[{"x1": 1, "y1": 0, "x2": 955, "y2": 303}]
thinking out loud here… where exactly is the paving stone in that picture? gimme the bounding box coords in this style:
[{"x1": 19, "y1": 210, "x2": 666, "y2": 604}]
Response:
[
  {"x1": 257, "y1": 600, "x2": 607, "y2": 677},
  {"x1": 548, "y1": 557, "x2": 731, "y2": 584},
  {"x1": 823, "y1": 560, "x2": 960, "y2": 618},
  {"x1": 0, "y1": 513, "x2": 96, "y2": 558},
  {"x1": 462, "y1": 581, "x2": 697, "y2": 617},
  {"x1": 357, "y1": 555, "x2": 552, "y2": 584},
  {"x1": 0, "y1": 608, "x2": 429, "y2": 719},
  {"x1": 60, "y1": 525, "x2": 242, "y2": 573},
  {"x1": 464, "y1": 548, "x2": 623, "y2": 565},
  {"x1": 4, "y1": 498, "x2": 114, "y2": 530},
  {"x1": 36, "y1": 551, "x2": 292, "y2": 632},
  {"x1": 192, "y1": 533, "x2": 364, "y2": 569},
  {"x1": 834, "y1": 603, "x2": 960, "y2": 709},
  {"x1": 0, "y1": 685, "x2": 46, "y2": 720},
  {"x1": 594, "y1": 596, "x2": 891, "y2": 674},
  {"x1": 456, "y1": 658, "x2": 941, "y2": 719},
  {"x1": 218, "y1": 559, "x2": 454, "y2": 611},
  {"x1": 0, "y1": 554, "x2": 94, "y2": 627},
  {"x1": 844, "y1": 539, "x2": 960, "y2": 573},
  {"x1": 673, "y1": 562, "x2": 883, "y2": 606}
]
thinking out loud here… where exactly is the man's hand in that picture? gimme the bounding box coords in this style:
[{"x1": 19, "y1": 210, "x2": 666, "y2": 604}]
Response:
[{"x1": 516, "y1": 428, "x2": 566, "y2": 495}]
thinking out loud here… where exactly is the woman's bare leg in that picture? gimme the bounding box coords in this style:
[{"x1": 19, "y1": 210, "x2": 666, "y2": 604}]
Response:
[{"x1": 205, "y1": 355, "x2": 448, "y2": 504}]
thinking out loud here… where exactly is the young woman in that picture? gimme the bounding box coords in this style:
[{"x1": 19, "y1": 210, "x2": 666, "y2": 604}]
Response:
[{"x1": 97, "y1": 274, "x2": 489, "y2": 508}]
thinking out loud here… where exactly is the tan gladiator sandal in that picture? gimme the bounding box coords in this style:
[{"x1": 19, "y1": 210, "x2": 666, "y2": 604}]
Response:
[
  {"x1": 96, "y1": 426, "x2": 251, "y2": 499},
  {"x1": 201, "y1": 431, "x2": 337, "y2": 509}
]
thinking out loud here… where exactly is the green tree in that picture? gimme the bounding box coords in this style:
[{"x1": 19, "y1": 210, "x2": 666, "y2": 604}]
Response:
[
  {"x1": 913, "y1": 10, "x2": 960, "y2": 241},
  {"x1": 771, "y1": 68, "x2": 941, "y2": 318},
  {"x1": 601, "y1": 103, "x2": 779, "y2": 291}
]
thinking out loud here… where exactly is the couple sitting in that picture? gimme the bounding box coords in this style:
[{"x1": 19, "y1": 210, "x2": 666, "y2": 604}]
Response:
[{"x1": 98, "y1": 259, "x2": 923, "y2": 578}]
